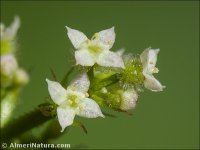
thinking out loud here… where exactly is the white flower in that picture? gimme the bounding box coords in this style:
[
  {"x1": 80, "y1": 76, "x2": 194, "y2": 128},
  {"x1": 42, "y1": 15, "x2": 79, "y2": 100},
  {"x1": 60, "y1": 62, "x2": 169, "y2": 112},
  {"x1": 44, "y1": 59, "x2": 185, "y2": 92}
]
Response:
[
  {"x1": 46, "y1": 73, "x2": 104, "y2": 132},
  {"x1": 120, "y1": 89, "x2": 138, "y2": 110},
  {"x1": 66, "y1": 26, "x2": 125, "y2": 68},
  {"x1": 0, "y1": 16, "x2": 20, "y2": 41},
  {"x1": 140, "y1": 48, "x2": 165, "y2": 92}
]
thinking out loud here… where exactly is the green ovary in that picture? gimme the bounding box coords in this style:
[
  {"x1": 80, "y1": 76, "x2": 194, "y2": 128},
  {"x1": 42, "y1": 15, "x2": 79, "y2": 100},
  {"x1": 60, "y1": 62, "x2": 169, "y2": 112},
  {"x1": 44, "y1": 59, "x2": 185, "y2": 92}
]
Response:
[{"x1": 121, "y1": 58, "x2": 145, "y2": 86}]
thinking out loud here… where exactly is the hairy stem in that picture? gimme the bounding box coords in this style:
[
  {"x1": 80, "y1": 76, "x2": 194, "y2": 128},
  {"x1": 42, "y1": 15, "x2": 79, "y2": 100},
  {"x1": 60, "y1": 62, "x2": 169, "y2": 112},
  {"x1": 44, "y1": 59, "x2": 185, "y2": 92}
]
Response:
[{"x1": 1, "y1": 109, "x2": 53, "y2": 142}]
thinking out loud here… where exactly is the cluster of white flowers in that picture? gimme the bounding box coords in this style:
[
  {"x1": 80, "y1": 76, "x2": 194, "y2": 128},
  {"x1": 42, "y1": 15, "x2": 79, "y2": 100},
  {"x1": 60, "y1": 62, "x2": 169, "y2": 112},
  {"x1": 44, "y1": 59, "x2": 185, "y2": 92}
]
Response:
[
  {"x1": 0, "y1": 16, "x2": 29, "y2": 88},
  {"x1": 46, "y1": 26, "x2": 165, "y2": 132},
  {"x1": 1, "y1": 17, "x2": 29, "y2": 127}
]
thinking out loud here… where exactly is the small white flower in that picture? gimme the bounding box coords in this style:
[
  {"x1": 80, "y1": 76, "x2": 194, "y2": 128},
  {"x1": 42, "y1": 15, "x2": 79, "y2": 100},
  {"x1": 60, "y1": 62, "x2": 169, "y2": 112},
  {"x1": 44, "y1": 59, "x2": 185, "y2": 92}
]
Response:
[
  {"x1": 140, "y1": 48, "x2": 165, "y2": 92},
  {"x1": 46, "y1": 73, "x2": 104, "y2": 132},
  {"x1": 0, "y1": 16, "x2": 20, "y2": 40},
  {"x1": 66, "y1": 26, "x2": 125, "y2": 68},
  {"x1": 120, "y1": 89, "x2": 138, "y2": 110}
]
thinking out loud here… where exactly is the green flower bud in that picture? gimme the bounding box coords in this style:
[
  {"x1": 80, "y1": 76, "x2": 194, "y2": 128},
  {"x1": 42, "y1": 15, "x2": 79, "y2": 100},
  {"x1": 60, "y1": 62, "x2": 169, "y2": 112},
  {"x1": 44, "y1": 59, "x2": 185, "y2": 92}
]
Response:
[{"x1": 119, "y1": 55, "x2": 145, "y2": 90}]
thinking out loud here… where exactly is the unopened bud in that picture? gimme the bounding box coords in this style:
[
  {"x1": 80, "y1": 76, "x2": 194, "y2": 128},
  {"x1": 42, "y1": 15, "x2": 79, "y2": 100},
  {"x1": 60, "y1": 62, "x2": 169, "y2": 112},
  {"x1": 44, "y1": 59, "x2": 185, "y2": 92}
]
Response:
[{"x1": 14, "y1": 68, "x2": 29, "y2": 85}]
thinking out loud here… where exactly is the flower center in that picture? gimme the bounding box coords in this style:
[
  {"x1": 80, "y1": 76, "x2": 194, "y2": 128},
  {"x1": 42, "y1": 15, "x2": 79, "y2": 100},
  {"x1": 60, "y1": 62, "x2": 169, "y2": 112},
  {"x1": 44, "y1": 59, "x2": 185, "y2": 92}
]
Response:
[
  {"x1": 67, "y1": 94, "x2": 80, "y2": 107},
  {"x1": 88, "y1": 45, "x2": 102, "y2": 53},
  {"x1": 86, "y1": 39, "x2": 103, "y2": 54}
]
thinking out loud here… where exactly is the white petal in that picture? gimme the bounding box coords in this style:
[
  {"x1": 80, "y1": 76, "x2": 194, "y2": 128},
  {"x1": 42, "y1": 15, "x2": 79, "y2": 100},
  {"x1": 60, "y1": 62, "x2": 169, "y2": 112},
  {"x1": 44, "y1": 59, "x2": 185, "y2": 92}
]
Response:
[
  {"x1": 77, "y1": 98, "x2": 104, "y2": 118},
  {"x1": 4, "y1": 16, "x2": 20, "y2": 40},
  {"x1": 96, "y1": 27, "x2": 115, "y2": 49},
  {"x1": 66, "y1": 26, "x2": 88, "y2": 49},
  {"x1": 97, "y1": 51, "x2": 125, "y2": 68},
  {"x1": 68, "y1": 73, "x2": 90, "y2": 93},
  {"x1": 144, "y1": 73, "x2": 165, "y2": 92},
  {"x1": 46, "y1": 79, "x2": 66, "y2": 105},
  {"x1": 0, "y1": 54, "x2": 18, "y2": 76},
  {"x1": 120, "y1": 89, "x2": 138, "y2": 110},
  {"x1": 140, "y1": 48, "x2": 160, "y2": 74},
  {"x1": 57, "y1": 106, "x2": 75, "y2": 132},
  {"x1": 75, "y1": 49, "x2": 95, "y2": 66},
  {"x1": 116, "y1": 48, "x2": 125, "y2": 57}
]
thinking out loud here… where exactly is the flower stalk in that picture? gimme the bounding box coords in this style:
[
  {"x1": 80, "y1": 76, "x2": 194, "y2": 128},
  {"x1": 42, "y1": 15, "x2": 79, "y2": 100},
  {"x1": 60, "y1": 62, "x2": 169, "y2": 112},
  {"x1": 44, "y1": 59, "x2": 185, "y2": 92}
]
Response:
[{"x1": 1, "y1": 109, "x2": 53, "y2": 142}]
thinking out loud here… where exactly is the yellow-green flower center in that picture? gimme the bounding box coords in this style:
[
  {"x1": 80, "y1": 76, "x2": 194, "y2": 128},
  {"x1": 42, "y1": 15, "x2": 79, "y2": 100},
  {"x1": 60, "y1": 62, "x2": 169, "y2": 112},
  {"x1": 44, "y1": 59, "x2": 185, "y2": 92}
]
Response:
[
  {"x1": 67, "y1": 94, "x2": 80, "y2": 107},
  {"x1": 88, "y1": 45, "x2": 102, "y2": 54},
  {"x1": 86, "y1": 39, "x2": 103, "y2": 54}
]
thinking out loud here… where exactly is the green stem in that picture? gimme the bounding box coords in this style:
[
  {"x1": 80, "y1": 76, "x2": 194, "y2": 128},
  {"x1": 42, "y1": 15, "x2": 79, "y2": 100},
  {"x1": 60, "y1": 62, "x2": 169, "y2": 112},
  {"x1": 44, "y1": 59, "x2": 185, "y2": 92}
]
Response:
[
  {"x1": 90, "y1": 74, "x2": 119, "y2": 92},
  {"x1": 1, "y1": 109, "x2": 53, "y2": 142}
]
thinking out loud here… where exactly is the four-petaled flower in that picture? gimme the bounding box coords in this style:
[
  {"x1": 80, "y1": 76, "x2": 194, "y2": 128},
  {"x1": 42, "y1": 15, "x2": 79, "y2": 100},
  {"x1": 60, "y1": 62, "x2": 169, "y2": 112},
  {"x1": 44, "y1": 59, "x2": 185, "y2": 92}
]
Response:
[
  {"x1": 140, "y1": 48, "x2": 165, "y2": 91},
  {"x1": 46, "y1": 73, "x2": 104, "y2": 132},
  {"x1": 66, "y1": 26, "x2": 125, "y2": 68}
]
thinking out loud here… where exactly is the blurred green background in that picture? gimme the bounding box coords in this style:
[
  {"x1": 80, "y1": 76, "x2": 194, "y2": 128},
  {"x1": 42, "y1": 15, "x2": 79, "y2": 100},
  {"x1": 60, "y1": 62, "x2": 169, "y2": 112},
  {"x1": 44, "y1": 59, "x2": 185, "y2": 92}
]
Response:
[{"x1": 1, "y1": 1, "x2": 199, "y2": 149}]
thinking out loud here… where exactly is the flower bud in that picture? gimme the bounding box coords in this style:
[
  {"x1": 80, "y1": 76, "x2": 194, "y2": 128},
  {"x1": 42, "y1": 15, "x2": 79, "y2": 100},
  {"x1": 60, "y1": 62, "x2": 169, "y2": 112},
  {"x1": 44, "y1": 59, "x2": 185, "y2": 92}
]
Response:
[
  {"x1": 0, "y1": 54, "x2": 18, "y2": 77},
  {"x1": 119, "y1": 55, "x2": 145, "y2": 90},
  {"x1": 120, "y1": 89, "x2": 138, "y2": 110},
  {"x1": 14, "y1": 68, "x2": 29, "y2": 85}
]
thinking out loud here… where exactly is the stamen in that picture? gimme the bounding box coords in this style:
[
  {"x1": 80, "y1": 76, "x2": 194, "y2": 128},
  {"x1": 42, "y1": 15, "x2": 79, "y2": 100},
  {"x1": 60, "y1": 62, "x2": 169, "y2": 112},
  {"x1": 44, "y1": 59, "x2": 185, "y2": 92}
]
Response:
[
  {"x1": 71, "y1": 86, "x2": 77, "y2": 91},
  {"x1": 86, "y1": 39, "x2": 90, "y2": 44},
  {"x1": 85, "y1": 93, "x2": 89, "y2": 97},
  {"x1": 152, "y1": 67, "x2": 159, "y2": 73},
  {"x1": 94, "y1": 33, "x2": 99, "y2": 38}
]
